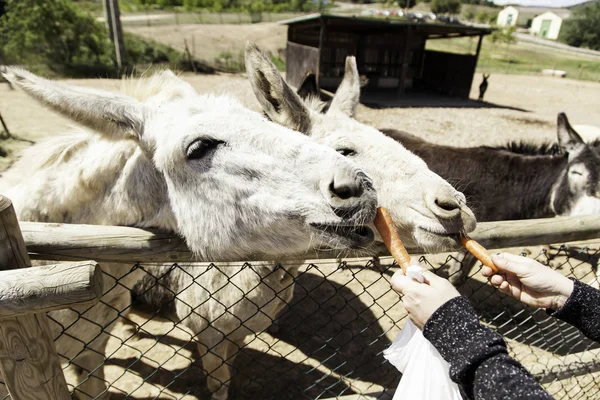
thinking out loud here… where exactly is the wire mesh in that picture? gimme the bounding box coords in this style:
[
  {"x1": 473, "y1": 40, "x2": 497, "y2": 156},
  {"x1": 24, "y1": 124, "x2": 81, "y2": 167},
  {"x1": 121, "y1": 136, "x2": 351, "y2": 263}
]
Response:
[{"x1": 1, "y1": 242, "x2": 599, "y2": 400}]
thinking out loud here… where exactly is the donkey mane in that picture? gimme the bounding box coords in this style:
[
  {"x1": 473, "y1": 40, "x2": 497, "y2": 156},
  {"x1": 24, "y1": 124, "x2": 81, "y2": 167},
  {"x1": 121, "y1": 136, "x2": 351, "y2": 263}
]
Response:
[
  {"x1": 486, "y1": 138, "x2": 600, "y2": 157},
  {"x1": 484, "y1": 141, "x2": 563, "y2": 156}
]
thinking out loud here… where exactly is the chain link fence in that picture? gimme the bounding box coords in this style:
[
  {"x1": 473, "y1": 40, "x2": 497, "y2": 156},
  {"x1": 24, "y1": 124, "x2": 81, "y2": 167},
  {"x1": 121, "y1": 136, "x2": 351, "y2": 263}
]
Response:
[{"x1": 2, "y1": 240, "x2": 598, "y2": 400}]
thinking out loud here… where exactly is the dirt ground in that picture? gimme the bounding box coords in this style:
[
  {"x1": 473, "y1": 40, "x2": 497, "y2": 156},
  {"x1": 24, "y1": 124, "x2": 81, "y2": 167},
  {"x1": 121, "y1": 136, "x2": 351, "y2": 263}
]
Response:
[
  {"x1": 1, "y1": 57, "x2": 600, "y2": 399},
  {"x1": 127, "y1": 23, "x2": 288, "y2": 62},
  {"x1": 2, "y1": 71, "x2": 600, "y2": 146}
]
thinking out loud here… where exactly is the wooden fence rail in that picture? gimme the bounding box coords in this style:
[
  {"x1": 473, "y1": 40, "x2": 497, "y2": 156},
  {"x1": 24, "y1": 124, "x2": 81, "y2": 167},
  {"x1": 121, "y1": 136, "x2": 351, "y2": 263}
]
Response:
[
  {"x1": 0, "y1": 196, "x2": 103, "y2": 400},
  {"x1": 0, "y1": 261, "x2": 102, "y2": 319},
  {"x1": 20, "y1": 214, "x2": 600, "y2": 263},
  {"x1": 0, "y1": 197, "x2": 70, "y2": 399}
]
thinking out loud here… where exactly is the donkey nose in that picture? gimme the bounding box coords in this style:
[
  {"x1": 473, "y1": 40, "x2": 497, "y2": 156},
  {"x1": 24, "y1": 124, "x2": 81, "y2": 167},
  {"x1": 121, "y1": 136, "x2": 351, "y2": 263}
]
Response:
[
  {"x1": 428, "y1": 187, "x2": 462, "y2": 220},
  {"x1": 329, "y1": 171, "x2": 364, "y2": 200}
]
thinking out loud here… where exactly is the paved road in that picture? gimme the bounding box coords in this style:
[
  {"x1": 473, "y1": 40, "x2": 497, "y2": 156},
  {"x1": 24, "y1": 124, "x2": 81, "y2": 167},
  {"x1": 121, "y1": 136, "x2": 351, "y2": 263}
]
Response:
[{"x1": 516, "y1": 33, "x2": 600, "y2": 59}]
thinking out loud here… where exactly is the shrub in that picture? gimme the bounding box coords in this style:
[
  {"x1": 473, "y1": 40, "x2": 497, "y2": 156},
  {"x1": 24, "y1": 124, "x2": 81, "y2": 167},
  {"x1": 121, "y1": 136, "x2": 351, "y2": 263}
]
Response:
[
  {"x1": 0, "y1": 0, "x2": 191, "y2": 77},
  {"x1": 560, "y1": 1, "x2": 600, "y2": 50}
]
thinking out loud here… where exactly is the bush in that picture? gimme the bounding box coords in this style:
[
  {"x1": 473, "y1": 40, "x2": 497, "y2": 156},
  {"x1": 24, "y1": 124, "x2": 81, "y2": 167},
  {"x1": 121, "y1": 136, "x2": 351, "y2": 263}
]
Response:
[
  {"x1": 0, "y1": 0, "x2": 190, "y2": 77},
  {"x1": 489, "y1": 26, "x2": 516, "y2": 44},
  {"x1": 560, "y1": 1, "x2": 600, "y2": 50},
  {"x1": 431, "y1": 0, "x2": 461, "y2": 15},
  {"x1": 0, "y1": 0, "x2": 114, "y2": 76},
  {"x1": 464, "y1": 8, "x2": 475, "y2": 21},
  {"x1": 475, "y1": 11, "x2": 488, "y2": 23}
]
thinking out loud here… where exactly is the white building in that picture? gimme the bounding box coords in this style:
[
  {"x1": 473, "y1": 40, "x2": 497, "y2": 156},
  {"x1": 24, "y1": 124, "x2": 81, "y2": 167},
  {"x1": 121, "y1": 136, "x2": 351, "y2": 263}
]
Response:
[
  {"x1": 531, "y1": 11, "x2": 565, "y2": 40},
  {"x1": 496, "y1": 6, "x2": 570, "y2": 30},
  {"x1": 497, "y1": 6, "x2": 519, "y2": 26}
]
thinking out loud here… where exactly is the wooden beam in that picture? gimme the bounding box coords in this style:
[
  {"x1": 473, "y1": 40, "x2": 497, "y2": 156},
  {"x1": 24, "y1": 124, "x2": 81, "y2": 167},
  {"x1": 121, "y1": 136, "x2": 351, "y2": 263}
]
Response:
[
  {"x1": 0, "y1": 196, "x2": 70, "y2": 400},
  {"x1": 398, "y1": 26, "x2": 413, "y2": 94},
  {"x1": 0, "y1": 261, "x2": 102, "y2": 319},
  {"x1": 475, "y1": 33, "x2": 484, "y2": 59},
  {"x1": 17, "y1": 214, "x2": 600, "y2": 264},
  {"x1": 317, "y1": 17, "x2": 326, "y2": 88},
  {"x1": 102, "y1": 0, "x2": 126, "y2": 70}
]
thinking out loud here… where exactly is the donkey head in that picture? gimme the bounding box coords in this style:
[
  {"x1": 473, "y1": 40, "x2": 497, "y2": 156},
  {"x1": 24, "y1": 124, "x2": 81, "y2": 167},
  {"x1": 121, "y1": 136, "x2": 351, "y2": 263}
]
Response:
[
  {"x1": 245, "y1": 44, "x2": 476, "y2": 252},
  {"x1": 552, "y1": 113, "x2": 600, "y2": 216},
  {"x1": 2, "y1": 67, "x2": 377, "y2": 260}
]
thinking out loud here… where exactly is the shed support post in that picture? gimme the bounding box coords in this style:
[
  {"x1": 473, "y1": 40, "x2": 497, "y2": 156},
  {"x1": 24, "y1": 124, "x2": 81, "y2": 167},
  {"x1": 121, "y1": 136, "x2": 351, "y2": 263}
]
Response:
[
  {"x1": 103, "y1": 0, "x2": 126, "y2": 71},
  {"x1": 475, "y1": 34, "x2": 484, "y2": 60},
  {"x1": 0, "y1": 196, "x2": 70, "y2": 400},
  {"x1": 317, "y1": 18, "x2": 326, "y2": 89},
  {"x1": 398, "y1": 26, "x2": 413, "y2": 94}
]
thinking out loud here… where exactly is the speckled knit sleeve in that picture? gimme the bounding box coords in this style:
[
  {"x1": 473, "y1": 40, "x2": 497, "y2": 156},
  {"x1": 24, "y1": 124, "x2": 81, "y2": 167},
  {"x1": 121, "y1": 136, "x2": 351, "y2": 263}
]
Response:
[
  {"x1": 547, "y1": 279, "x2": 600, "y2": 342},
  {"x1": 423, "y1": 296, "x2": 553, "y2": 400}
]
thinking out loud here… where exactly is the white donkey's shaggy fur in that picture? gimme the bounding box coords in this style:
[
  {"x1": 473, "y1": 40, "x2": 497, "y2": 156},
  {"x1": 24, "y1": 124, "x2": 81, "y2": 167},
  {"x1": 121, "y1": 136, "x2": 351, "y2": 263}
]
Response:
[{"x1": 0, "y1": 67, "x2": 377, "y2": 400}]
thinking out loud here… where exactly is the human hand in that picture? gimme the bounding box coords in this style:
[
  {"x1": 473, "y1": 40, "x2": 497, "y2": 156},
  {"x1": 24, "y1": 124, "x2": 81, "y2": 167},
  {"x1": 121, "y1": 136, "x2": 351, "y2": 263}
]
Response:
[
  {"x1": 391, "y1": 268, "x2": 461, "y2": 329},
  {"x1": 482, "y1": 253, "x2": 574, "y2": 310}
]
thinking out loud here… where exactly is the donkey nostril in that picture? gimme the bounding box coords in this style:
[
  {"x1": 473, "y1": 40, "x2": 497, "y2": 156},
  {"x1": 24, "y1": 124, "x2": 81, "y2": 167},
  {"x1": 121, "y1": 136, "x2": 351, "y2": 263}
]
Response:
[
  {"x1": 329, "y1": 173, "x2": 364, "y2": 200},
  {"x1": 330, "y1": 181, "x2": 356, "y2": 200},
  {"x1": 435, "y1": 197, "x2": 460, "y2": 212}
]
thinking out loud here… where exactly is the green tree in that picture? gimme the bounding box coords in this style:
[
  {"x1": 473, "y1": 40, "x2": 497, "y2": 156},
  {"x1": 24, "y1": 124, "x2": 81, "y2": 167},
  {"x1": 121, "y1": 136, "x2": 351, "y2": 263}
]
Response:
[
  {"x1": 431, "y1": 0, "x2": 460, "y2": 14},
  {"x1": 464, "y1": 7, "x2": 475, "y2": 21},
  {"x1": 560, "y1": 1, "x2": 600, "y2": 50},
  {"x1": 0, "y1": 0, "x2": 184, "y2": 77},
  {"x1": 397, "y1": 0, "x2": 416, "y2": 8},
  {"x1": 0, "y1": 0, "x2": 114, "y2": 75},
  {"x1": 490, "y1": 26, "x2": 516, "y2": 44},
  {"x1": 475, "y1": 11, "x2": 488, "y2": 23},
  {"x1": 446, "y1": 0, "x2": 460, "y2": 14}
]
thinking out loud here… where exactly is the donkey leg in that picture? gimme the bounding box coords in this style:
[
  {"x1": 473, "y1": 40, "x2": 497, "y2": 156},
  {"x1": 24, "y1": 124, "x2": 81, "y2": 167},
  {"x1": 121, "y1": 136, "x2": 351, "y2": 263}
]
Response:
[
  {"x1": 199, "y1": 336, "x2": 239, "y2": 400},
  {"x1": 448, "y1": 252, "x2": 478, "y2": 287},
  {"x1": 71, "y1": 350, "x2": 109, "y2": 400},
  {"x1": 441, "y1": 250, "x2": 472, "y2": 287},
  {"x1": 63, "y1": 268, "x2": 136, "y2": 400}
]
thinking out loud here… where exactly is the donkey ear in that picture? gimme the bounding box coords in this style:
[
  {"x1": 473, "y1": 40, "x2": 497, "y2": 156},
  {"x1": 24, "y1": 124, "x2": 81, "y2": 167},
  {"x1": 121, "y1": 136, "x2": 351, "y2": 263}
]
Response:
[
  {"x1": 328, "y1": 56, "x2": 360, "y2": 117},
  {"x1": 245, "y1": 42, "x2": 312, "y2": 134},
  {"x1": 557, "y1": 112, "x2": 585, "y2": 154},
  {"x1": 296, "y1": 72, "x2": 319, "y2": 100},
  {"x1": 1, "y1": 67, "x2": 148, "y2": 142}
]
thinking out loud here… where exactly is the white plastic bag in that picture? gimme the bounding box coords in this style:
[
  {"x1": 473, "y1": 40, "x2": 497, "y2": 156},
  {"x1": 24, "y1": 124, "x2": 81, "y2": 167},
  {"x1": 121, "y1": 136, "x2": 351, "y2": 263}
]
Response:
[{"x1": 383, "y1": 266, "x2": 462, "y2": 400}]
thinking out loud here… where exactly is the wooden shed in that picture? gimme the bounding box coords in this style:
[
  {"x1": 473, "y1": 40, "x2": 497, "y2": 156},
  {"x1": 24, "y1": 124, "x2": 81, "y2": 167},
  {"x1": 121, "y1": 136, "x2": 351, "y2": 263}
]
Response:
[{"x1": 281, "y1": 14, "x2": 492, "y2": 100}]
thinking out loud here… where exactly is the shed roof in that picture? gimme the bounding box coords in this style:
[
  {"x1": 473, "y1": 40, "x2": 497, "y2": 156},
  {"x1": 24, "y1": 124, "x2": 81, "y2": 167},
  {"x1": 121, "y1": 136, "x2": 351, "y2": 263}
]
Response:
[{"x1": 279, "y1": 13, "x2": 493, "y2": 38}]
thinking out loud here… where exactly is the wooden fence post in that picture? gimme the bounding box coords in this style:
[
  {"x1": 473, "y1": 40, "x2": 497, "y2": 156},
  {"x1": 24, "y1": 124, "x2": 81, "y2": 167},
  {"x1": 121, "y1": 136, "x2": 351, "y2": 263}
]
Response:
[{"x1": 0, "y1": 196, "x2": 70, "y2": 400}]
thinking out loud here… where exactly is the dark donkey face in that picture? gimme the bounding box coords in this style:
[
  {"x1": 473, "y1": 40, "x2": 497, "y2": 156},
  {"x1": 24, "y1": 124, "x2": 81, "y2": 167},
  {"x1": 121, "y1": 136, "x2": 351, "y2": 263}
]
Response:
[{"x1": 552, "y1": 113, "x2": 600, "y2": 216}]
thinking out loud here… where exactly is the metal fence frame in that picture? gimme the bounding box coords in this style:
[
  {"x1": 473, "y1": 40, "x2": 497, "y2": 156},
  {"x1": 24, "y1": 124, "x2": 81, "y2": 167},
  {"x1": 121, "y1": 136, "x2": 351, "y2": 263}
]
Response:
[{"x1": 1, "y1": 213, "x2": 599, "y2": 399}]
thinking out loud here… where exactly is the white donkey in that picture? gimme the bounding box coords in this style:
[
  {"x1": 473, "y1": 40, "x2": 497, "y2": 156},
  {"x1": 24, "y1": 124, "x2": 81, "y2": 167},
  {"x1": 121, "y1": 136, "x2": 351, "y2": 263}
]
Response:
[
  {"x1": 0, "y1": 67, "x2": 378, "y2": 400},
  {"x1": 132, "y1": 47, "x2": 480, "y2": 400},
  {"x1": 244, "y1": 44, "x2": 477, "y2": 251}
]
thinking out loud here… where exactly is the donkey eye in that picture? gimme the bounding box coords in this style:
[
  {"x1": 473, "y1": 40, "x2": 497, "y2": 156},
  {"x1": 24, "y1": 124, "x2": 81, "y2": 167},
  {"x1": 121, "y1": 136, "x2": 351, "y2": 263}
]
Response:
[
  {"x1": 186, "y1": 139, "x2": 224, "y2": 160},
  {"x1": 570, "y1": 170, "x2": 583, "y2": 176},
  {"x1": 337, "y1": 148, "x2": 356, "y2": 157}
]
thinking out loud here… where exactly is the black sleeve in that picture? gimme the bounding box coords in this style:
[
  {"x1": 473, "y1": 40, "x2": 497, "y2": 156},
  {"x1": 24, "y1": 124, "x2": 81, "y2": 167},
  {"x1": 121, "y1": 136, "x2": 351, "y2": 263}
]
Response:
[
  {"x1": 423, "y1": 296, "x2": 553, "y2": 400},
  {"x1": 547, "y1": 279, "x2": 600, "y2": 342}
]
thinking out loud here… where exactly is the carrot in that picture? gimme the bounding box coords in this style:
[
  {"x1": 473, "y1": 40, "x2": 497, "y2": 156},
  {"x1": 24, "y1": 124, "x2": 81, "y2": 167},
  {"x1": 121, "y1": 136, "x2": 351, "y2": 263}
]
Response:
[
  {"x1": 373, "y1": 207, "x2": 411, "y2": 273},
  {"x1": 460, "y1": 235, "x2": 498, "y2": 273}
]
